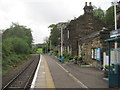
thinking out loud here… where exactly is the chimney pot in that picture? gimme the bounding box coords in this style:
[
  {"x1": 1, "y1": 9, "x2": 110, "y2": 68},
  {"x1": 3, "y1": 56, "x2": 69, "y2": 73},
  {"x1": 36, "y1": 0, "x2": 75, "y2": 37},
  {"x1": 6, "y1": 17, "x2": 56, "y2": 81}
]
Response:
[
  {"x1": 89, "y1": 2, "x2": 92, "y2": 6},
  {"x1": 85, "y1": 2, "x2": 87, "y2": 6}
]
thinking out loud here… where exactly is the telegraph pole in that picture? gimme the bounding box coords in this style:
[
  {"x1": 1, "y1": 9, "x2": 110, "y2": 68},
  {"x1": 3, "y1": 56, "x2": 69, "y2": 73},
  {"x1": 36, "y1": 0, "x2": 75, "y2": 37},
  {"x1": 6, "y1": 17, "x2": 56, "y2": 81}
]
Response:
[
  {"x1": 114, "y1": 0, "x2": 117, "y2": 30},
  {"x1": 57, "y1": 23, "x2": 66, "y2": 56},
  {"x1": 112, "y1": 0, "x2": 118, "y2": 48}
]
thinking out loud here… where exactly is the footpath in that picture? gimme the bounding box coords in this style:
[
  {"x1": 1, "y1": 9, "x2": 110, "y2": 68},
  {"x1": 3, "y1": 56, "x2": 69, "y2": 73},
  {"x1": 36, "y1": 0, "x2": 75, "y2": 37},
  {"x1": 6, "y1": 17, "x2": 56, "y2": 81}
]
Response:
[
  {"x1": 30, "y1": 54, "x2": 55, "y2": 89},
  {"x1": 47, "y1": 55, "x2": 119, "y2": 89},
  {"x1": 30, "y1": 54, "x2": 120, "y2": 90}
]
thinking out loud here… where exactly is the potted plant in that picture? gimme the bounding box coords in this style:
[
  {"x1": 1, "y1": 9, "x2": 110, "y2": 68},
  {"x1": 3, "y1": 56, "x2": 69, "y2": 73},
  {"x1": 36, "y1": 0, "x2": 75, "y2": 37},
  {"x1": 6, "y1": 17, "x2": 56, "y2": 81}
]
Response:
[
  {"x1": 77, "y1": 56, "x2": 82, "y2": 64},
  {"x1": 104, "y1": 65, "x2": 108, "y2": 78},
  {"x1": 73, "y1": 56, "x2": 78, "y2": 64}
]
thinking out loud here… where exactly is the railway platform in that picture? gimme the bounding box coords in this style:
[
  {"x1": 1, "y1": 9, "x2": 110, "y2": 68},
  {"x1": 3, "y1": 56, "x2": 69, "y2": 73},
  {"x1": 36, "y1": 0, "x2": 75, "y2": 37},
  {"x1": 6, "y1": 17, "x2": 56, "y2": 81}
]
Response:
[{"x1": 30, "y1": 54, "x2": 55, "y2": 89}]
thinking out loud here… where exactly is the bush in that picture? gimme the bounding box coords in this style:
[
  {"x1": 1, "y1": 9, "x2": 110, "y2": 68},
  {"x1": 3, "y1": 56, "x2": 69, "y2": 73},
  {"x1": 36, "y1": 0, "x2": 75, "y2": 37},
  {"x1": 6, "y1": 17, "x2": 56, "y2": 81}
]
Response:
[
  {"x1": 12, "y1": 37, "x2": 30, "y2": 54},
  {"x1": 68, "y1": 55, "x2": 74, "y2": 60},
  {"x1": 2, "y1": 53, "x2": 31, "y2": 74},
  {"x1": 63, "y1": 51, "x2": 68, "y2": 58},
  {"x1": 74, "y1": 56, "x2": 82, "y2": 61},
  {"x1": 74, "y1": 56, "x2": 78, "y2": 60},
  {"x1": 53, "y1": 49, "x2": 59, "y2": 57},
  {"x1": 2, "y1": 23, "x2": 33, "y2": 74},
  {"x1": 63, "y1": 51, "x2": 74, "y2": 62},
  {"x1": 81, "y1": 52, "x2": 85, "y2": 56}
]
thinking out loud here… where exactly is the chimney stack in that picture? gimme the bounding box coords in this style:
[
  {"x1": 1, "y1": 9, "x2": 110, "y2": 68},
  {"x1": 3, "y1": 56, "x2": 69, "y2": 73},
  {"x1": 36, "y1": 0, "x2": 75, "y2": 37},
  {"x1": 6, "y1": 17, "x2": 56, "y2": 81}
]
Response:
[
  {"x1": 89, "y1": 2, "x2": 92, "y2": 6},
  {"x1": 85, "y1": 2, "x2": 87, "y2": 6}
]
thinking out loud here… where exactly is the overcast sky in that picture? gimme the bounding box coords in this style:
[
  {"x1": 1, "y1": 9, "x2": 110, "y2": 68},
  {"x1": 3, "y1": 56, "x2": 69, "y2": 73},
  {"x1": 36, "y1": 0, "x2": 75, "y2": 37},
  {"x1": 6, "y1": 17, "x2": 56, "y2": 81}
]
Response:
[{"x1": 0, "y1": 0, "x2": 117, "y2": 44}]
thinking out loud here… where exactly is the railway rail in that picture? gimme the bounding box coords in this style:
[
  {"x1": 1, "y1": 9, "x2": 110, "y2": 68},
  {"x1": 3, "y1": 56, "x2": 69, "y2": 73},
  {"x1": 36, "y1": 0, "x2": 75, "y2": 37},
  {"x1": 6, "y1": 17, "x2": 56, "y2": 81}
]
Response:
[{"x1": 2, "y1": 54, "x2": 40, "y2": 90}]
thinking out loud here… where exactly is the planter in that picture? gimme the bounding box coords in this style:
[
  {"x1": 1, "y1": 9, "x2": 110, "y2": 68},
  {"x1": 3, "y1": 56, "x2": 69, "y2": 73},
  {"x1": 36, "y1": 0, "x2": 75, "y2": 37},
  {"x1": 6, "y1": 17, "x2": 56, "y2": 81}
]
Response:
[{"x1": 80, "y1": 64, "x2": 92, "y2": 67}]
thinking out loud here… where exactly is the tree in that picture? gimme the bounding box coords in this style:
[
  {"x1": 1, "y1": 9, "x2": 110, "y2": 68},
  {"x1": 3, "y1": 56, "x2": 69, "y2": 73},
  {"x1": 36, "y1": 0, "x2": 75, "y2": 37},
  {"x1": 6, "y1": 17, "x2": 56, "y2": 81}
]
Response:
[
  {"x1": 2, "y1": 23, "x2": 33, "y2": 71},
  {"x1": 104, "y1": 6, "x2": 114, "y2": 30},
  {"x1": 12, "y1": 37, "x2": 30, "y2": 54},
  {"x1": 93, "y1": 6, "x2": 117, "y2": 30},
  {"x1": 48, "y1": 24, "x2": 60, "y2": 47},
  {"x1": 48, "y1": 24, "x2": 56, "y2": 29},
  {"x1": 2, "y1": 23, "x2": 33, "y2": 48},
  {"x1": 93, "y1": 7, "x2": 105, "y2": 22}
]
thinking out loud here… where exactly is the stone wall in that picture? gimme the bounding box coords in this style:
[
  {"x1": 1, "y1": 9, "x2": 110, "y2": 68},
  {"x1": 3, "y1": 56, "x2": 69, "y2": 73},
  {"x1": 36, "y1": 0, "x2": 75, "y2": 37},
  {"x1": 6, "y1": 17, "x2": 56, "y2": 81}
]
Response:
[
  {"x1": 79, "y1": 30, "x2": 110, "y2": 67},
  {"x1": 80, "y1": 36, "x2": 101, "y2": 67},
  {"x1": 65, "y1": 14, "x2": 105, "y2": 56},
  {"x1": 63, "y1": 2, "x2": 106, "y2": 57}
]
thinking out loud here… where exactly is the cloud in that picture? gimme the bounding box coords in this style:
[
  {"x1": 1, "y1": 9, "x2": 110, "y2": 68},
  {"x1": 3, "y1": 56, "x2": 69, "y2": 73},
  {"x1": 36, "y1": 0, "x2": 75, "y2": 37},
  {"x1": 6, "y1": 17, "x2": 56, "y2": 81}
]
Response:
[
  {"x1": 0, "y1": 0, "x2": 113, "y2": 43},
  {"x1": 25, "y1": 2, "x2": 79, "y2": 24}
]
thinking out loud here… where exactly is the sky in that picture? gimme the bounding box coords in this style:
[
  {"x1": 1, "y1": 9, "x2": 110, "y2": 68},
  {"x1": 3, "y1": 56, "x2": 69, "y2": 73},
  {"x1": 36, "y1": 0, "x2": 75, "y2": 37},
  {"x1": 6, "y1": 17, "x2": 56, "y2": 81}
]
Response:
[{"x1": 0, "y1": 0, "x2": 117, "y2": 44}]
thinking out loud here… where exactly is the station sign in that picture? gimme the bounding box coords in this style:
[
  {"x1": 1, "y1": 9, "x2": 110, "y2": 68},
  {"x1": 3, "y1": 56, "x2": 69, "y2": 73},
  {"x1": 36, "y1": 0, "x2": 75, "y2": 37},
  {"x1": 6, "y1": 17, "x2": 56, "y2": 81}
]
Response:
[
  {"x1": 96, "y1": 48, "x2": 101, "y2": 61},
  {"x1": 110, "y1": 29, "x2": 120, "y2": 37}
]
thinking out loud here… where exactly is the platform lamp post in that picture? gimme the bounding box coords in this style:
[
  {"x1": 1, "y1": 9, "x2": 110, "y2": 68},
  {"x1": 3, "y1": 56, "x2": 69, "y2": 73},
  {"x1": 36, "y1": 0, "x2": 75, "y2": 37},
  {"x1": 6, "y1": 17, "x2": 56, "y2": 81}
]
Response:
[
  {"x1": 112, "y1": 0, "x2": 117, "y2": 48},
  {"x1": 57, "y1": 23, "x2": 66, "y2": 56}
]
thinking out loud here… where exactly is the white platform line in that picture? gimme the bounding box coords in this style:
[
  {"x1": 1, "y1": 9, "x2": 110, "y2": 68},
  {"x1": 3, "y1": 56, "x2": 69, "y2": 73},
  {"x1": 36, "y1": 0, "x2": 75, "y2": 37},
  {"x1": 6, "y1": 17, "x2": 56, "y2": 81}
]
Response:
[
  {"x1": 56, "y1": 62, "x2": 88, "y2": 88},
  {"x1": 30, "y1": 54, "x2": 42, "y2": 90}
]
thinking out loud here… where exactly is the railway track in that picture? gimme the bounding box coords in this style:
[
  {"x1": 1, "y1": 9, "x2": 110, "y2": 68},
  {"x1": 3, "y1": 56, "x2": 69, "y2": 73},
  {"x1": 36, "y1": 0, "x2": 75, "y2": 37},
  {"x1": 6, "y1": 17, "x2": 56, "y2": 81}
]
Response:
[{"x1": 2, "y1": 54, "x2": 40, "y2": 90}]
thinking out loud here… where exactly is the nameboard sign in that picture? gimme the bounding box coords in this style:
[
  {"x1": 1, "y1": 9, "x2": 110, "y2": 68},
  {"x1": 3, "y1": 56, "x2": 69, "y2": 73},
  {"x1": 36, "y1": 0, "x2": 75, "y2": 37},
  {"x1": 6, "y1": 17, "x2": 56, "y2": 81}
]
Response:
[
  {"x1": 96, "y1": 48, "x2": 101, "y2": 61},
  {"x1": 110, "y1": 29, "x2": 120, "y2": 37}
]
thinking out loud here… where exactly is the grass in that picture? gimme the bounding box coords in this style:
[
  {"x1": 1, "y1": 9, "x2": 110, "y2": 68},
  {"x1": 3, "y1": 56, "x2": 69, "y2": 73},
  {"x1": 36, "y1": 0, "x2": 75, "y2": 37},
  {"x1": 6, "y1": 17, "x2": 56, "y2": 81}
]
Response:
[
  {"x1": 2, "y1": 54, "x2": 32, "y2": 75},
  {"x1": 36, "y1": 48, "x2": 43, "y2": 54}
]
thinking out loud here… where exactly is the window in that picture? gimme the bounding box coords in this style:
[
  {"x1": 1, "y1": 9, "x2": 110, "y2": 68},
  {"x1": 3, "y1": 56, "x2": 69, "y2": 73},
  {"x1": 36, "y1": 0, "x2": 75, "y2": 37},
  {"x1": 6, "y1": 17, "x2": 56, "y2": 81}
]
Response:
[{"x1": 68, "y1": 30, "x2": 69, "y2": 39}]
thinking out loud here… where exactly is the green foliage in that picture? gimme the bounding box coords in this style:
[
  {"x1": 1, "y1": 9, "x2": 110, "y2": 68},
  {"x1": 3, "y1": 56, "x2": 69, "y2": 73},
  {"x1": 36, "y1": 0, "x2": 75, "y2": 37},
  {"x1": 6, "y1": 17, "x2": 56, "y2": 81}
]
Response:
[
  {"x1": 62, "y1": 51, "x2": 70, "y2": 62},
  {"x1": 31, "y1": 44, "x2": 37, "y2": 53},
  {"x1": 2, "y1": 38, "x2": 13, "y2": 58},
  {"x1": 93, "y1": 7, "x2": 105, "y2": 22},
  {"x1": 3, "y1": 23, "x2": 33, "y2": 48},
  {"x1": 104, "y1": 6, "x2": 114, "y2": 29},
  {"x1": 2, "y1": 23, "x2": 33, "y2": 74},
  {"x1": 63, "y1": 51, "x2": 69, "y2": 58},
  {"x1": 2, "y1": 54, "x2": 31, "y2": 74},
  {"x1": 81, "y1": 52, "x2": 85, "y2": 56},
  {"x1": 53, "y1": 49, "x2": 59, "y2": 57},
  {"x1": 93, "y1": 6, "x2": 115, "y2": 30},
  {"x1": 104, "y1": 65, "x2": 109, "y2": 69},
  {"x1": 56, "y1": 51, "x2": 73, "y2": 63},
  {"x1": 48, "y1": 24, "x2": 60, "y2": 47},
  {"x1": 104, "y1": 65, "x2": 114, "y2": 70},
  {"x1": 42, "y1": 43, "x2": 50, "y2": 54},
  {"x1": 36, "y1": 48, "x2": 43, "y2": 54},
  {"x1": 12, "y1": 37, "x2": 30, "y2": 54},
  {"x1": 48, "y1": 24, "x2": 56, "y2": 28},
  {"x1": 74, "y1": 56, "x2": 78, "y2": 60},
  {"x1": 74, "y1": 56, "x2": 82, "y2": 61}
]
